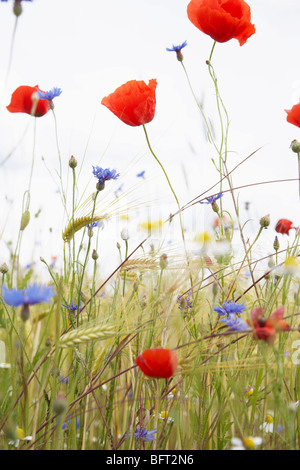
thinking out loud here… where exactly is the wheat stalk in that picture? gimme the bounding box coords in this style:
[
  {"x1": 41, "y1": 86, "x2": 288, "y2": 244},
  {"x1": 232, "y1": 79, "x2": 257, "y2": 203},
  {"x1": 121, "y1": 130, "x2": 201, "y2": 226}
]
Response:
[
  {"x1": 58, "y1": 324, "x2": 115, "y2": 348},
  {"x1": 120, "y1": 258, "x2": 158, "y2": 271},
  {"x1": 62, "y1": 215, "x2": 104, "y2": 242}
]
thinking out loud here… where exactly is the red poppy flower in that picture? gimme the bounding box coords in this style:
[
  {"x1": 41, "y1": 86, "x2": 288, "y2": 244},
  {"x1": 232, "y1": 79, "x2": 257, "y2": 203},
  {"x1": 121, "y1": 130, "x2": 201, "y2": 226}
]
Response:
[
  {"x1": 285, "y1": 101, "x2": 300, "y2": 128},
  {"x1": 247, "y1": 306, "x2": 291, "y2": 345},
  {"x1": 275, "y1": 219, "x2": 295, "y2": 235},
  {"x1": 187, "y1": 0, "x2": 255, "y2": 46},
  {"x1": 7, "y1": 85, "x2": 50, "y2": 117},
  {"x1": 136, "y1": 348, "x2": 178, "y2": 379},
  {"x1": 101, "y1": 79, "x2": 157, "y2": 127}
]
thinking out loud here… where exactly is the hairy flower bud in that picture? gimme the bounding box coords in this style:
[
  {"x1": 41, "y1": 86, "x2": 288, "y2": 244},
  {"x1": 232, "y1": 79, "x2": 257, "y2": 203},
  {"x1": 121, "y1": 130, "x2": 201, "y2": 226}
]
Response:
[
  {"x1": 260, "y1": 214, "x2": 270, "y2": 228},
  {"x1": 0, "y1": 263, "x2": 8, "y2": 274},
  {"x1": 159, "y1": 253, "x2": 168, "y2": 270},
  {"x1": 69, "y1": 155, "x2": 78, "y2": 169},
  {"x1": 290, "y1": 139, "x2": 300, "y2": 153},
  {"x1": 121, "y1": 228, "x2": 129, "y2": 241},
  {"x1": 53, "y1": 392, "x2": 67, "y2": 416}
]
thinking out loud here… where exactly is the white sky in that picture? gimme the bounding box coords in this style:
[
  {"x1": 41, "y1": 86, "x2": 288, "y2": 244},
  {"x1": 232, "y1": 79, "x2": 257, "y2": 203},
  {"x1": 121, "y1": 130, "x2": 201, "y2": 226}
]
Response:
[{"x1": 0, "y1": 0, "x2": 299, "y2": 277}]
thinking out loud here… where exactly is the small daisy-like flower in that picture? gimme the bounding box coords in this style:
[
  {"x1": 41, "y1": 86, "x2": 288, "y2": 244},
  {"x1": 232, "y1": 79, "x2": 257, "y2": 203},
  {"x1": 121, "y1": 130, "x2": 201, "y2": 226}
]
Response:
[
  {"x1": 92, "y1": 166, "x2": 120, "y2": 191},
  {"x1": 214, "y1": 301, "x2": 245, "y2": 317},
  {"x1": 126, "y1": 427, "x2": 157, "y2": 442},
  {"x1": 0, "y1": 362, "x2": 11, "y2": 369},
  {"x1": 37, "y1": 87, "x2": 62, "y2": 102},
  {"x1": 231, "y1": 436, "x2": 262, "y2": 450},
  {"x1": 8, "y1": 427, "x2": 32, "y2": 448},
  {"x1": 166, "y1": 41, "x2": 188, "y2": 61},
  {"x1": 260, "y1": 414, "x2": 274, "y2": 433},
  {"x1": 154, "y1": 410, "x2": 175, "y2": 424}
]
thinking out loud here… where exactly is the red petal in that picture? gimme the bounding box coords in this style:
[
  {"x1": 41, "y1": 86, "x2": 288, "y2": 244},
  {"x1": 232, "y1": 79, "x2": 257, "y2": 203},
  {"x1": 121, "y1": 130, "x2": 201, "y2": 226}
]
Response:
[
  {"x1": 249, "y1": 307, "x2": 264, "y2": 328},
  {"x1": 275, "y1": 219, "x2": 293, "y2": 235},
  {"x1": 6, "y1": 85, "x2": 50, "y2": 117},
  {"x1": 136, "y1": 348, "x2": 178, "y2": 379},
  {"x1": 187, "y1": 0, "x2": 255, "y2": 46},
  {"x1": 101, "y1": 79, "x2": 157, "y2": 127},
  {"x1": 285, "y1": 102, "x2": 300, "y2": 129}
]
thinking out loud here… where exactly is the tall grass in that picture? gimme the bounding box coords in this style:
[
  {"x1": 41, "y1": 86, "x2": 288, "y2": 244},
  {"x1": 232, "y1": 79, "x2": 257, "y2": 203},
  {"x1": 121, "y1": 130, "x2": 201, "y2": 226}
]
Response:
[{"x1": 0, "y1": 3, "x2": 299, "y2": 452}]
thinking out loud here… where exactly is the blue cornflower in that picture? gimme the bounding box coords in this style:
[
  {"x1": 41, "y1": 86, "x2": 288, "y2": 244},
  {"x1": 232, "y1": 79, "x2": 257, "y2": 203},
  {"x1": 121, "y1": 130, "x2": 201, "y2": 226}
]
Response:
[
  {"x1": 177, "y1": 291, "x2": 193, "y2": 311},
  {"x1": 37, "y1": 87, "x2": 62, "y2": 101},
  {"x1": 61, "y1": 416, "x2": 80, "y2": 431},
  {"x1": 199, "y1": 193, "x2": 223, "y2": 205},
  {"x1": 62, "y1": 302, "x2": 81, "y2": 311},
  {"x1": 166, "y1": 40, "x2": 187, "y2": 62},
  {"x1": 220, "y1": 314, "x2": 249, "y2": 332},
  {"x1": 86, "y1": 220, "x2": 101, "y2": 230},
  {"x1": 92, "y1": 166, "x2": 120, "y2": 191},
  {"x1": 2, "y1": 283, "x2": 55, "y2": 307},
  {"x1": 126, "y1": 427, "x2": 157, "y2": 442},
  {"x1": 137, "y1": 170, "x2": 145, "y2": 179},
  {"x1": 166, "y1": 40, "x2": 188, "y2": 52},
  {"x1": 214, "y1": 301, "x2": 245, "y2": 317}
]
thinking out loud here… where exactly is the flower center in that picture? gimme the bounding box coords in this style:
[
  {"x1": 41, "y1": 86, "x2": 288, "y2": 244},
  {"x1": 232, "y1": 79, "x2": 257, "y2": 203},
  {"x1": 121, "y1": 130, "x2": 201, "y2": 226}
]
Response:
[{"x1": 243, "y1": 437, "x2": 255, "y2": 450}]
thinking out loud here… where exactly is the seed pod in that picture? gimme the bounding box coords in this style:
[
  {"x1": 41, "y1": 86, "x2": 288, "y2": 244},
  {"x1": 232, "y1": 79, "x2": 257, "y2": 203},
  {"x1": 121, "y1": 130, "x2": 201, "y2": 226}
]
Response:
[{"x1": 20, "y1": 210, "x2": 30, "y2": 231}]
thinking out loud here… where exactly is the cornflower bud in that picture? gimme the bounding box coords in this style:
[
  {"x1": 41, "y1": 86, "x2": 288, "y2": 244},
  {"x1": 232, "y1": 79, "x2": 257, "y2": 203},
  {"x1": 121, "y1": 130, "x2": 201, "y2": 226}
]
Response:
[{"x1": 273, "y1": 236, "x2": 280, "y2": 252}]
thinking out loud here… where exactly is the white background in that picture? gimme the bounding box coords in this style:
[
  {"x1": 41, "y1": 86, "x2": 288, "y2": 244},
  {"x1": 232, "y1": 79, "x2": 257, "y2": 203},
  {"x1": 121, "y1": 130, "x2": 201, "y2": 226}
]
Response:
[{"x1": 0, "y1": 0, "x2": 299, "y2": 278}]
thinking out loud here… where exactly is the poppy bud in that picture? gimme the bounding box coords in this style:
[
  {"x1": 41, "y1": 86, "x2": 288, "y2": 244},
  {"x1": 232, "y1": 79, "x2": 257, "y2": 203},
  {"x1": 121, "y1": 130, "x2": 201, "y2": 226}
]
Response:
[
  {"x1": 121, "y1": 228, "x2": 129, "y2": 241},
  {"x1": 69, "y1": 155, "x2": 78, "y2": 169},
  {"x1": 92, "y1": 249, "x2": 98, "y2": 260},
  {"x1": 0, "y1": 263, "x2": 8, "y2": 274},
  {"x1": 53, "y1": 392, "x2": 67, "y2": 416},
  {"x1": 260, "y1": 214, "x2": 270, "y2": 228},
  {"x1": 290, "y1": 139, "x2": 300, "y2": 153},
  {"x1": 159, "y1": 254, "x2": 168, "y2": 270},
  {"x1": 136, "y1": 348, "x2": 178, "y2": 379}
]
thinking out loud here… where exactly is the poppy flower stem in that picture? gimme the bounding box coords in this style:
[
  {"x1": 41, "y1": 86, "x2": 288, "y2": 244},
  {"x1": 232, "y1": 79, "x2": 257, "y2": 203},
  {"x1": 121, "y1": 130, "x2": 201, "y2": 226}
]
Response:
[
  {"x1": 142, "y1": 124, "x2": 192, "y2": 286},
  {"x1": 51, "y1": 109, "x2": 67, "y2": 214}
]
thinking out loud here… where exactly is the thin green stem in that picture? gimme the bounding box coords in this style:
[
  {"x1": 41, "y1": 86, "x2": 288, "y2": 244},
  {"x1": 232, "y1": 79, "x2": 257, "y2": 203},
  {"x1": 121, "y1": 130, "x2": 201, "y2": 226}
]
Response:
[{"x1": 142, "y1": 124, "x2": 192, "y2": 285}]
